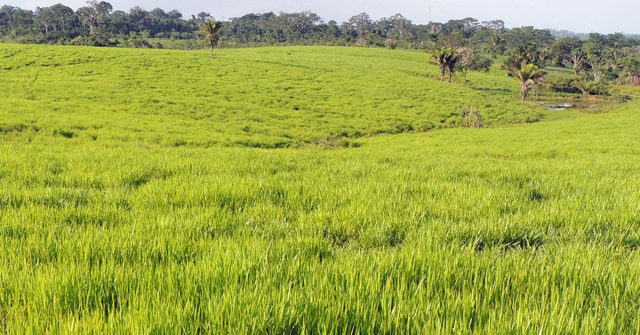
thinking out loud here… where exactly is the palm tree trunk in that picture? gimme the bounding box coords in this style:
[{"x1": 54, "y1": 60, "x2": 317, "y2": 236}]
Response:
[
  {"x1": 630, "y1": 73, "x2": 640, "y2": 86},
  {"x1": 521, "y1": 84, "x2": 528, "y2": 102}
]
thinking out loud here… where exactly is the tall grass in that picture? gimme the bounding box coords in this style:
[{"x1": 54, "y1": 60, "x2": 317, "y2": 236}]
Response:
[{"x1": 0, "y1": 44, "x2": 639, "y2": 333}]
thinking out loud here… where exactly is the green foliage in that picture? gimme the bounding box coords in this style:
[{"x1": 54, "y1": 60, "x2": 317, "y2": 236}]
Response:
[
  {"x1": 574, "y1": 80, "x2": 611, "y2": 96},
  {"x1": 545, "y1": 76, "x2": 610, "y2": 96},
  {"x1": 545, "y1": 76, "x2": 581, "y2": 94},
  {"x1": 550, "y1": 37, "x2": 582, "y2": 67},
  {"x1": 458, "y1": 48, "x2": 493, "y2": 74},
  {"x1": 1, "y1": 44, "x2": 640, "y2": 333},
  {"x1": 459, "y1": 106, "x2": 484, "y2": 128},
  {"x1": 431, "y1": 47, "x2": 459, "y2": 82},
  {"x1": 508, "y1": 63, "x2": 546, "y2": 102},
  {"x1": 623, "y1": 58, "x2": 640, "y2": 86},
  {"x1": 199, "y1": 19, "x2": 224, "y2": 57}
]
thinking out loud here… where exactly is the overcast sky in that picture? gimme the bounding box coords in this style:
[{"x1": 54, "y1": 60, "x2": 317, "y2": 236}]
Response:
[{"x1": 6, "y1": 0, "x2": 640, "y2": 34}]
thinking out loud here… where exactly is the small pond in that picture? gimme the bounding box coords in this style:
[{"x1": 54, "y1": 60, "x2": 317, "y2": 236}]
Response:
[{"x1": 539, "y1": 100, "x2": 600, "y2": 111}]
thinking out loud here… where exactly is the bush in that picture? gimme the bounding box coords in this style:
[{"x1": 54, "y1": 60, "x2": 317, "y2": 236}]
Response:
[
  {"x1": 131, "y1": 39, "x2": 153, "y2": 48},
  {"x1": 384, "y1": 38, "x2": 396, "y2": 50},
  {"x1": 460, "y1": 107, "x2": 484, "y2": 128},
  {"x1": 70, "y1": 36, "x2": 116, "y2": 47},
  {"x1": 574, "y1": 80, "x2": 610, "y2": 96},
  {"x1": 545, "y1": 77, "x2": 582, "y2": 94},
  {"x1": 545, "y1": 77, "x2": 610, "y2": 96},
  {"x1": 467, "y1": 55, "x2": 493, "y2": 72}
]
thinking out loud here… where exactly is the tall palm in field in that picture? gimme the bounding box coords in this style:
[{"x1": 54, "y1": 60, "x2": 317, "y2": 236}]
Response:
[
  {"x1": 200, "y1": 20, "x2": 224, "y2": 58},
  {"x1": 570, "y1": 49, "x2": 585, "y2": 75},
  {"x1": 511, "y1": 63, "x2": 545, "y2": 102},
  {"x1": 431, "y1": 47, "x2": 459, "y2": 82}
]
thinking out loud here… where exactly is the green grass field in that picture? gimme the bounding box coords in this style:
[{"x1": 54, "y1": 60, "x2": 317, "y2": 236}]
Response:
[{"x1": 1, "y1": 44, "x2": 640, "y2": 333}]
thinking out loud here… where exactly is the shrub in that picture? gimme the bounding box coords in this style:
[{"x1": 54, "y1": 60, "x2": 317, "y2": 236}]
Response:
[
  {"x1": 53, "y1": 129, "x2": 75, "y2": 139},
  {"x1": 574, "y1": 80, "x2": 610, "y2": 96},
  {"x1": 132, "y1": 39, "x2": 153, "y2": 49},
  {"x1": 545, "y1": 77, "x2": 610, "y2": 96},
  {"x1": 460, "y1": 107, "x2": 484, "y2": 128},
  {"x1": 70, "y1": 36, "x2": 116, "y2": 47},
  {"x1": 384, "y1": 38, "x2": 396, "y2": 50},
  {"x1": 545, "y1": 77, "x2": 582, "y2": 94}
]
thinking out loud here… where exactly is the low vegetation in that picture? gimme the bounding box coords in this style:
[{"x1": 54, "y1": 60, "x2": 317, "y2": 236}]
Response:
[{"x1": 1, "y1": 43, "x2": 640, "y2": 333}]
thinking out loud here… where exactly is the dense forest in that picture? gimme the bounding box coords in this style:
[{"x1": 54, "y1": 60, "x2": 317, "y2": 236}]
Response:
[{"x1": 1, "y1": 1, "x2": 639, "y2": 89}]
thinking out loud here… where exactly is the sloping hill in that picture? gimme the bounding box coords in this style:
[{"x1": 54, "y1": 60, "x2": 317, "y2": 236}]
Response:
[
  {"x1": 1, "y1": 44, "x2": 541, "y2": 148},
  {"x1": 1, "y1": 44, "x2": 640, "y2": 333}
]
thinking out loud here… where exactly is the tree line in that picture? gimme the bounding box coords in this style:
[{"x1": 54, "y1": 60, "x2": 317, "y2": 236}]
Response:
[
  {"x1": 2, "y1": 1, "x2": 640, "y2": 93},
  {"x1": 0, "y1": 3, "x2": 509, "y2": 48}
]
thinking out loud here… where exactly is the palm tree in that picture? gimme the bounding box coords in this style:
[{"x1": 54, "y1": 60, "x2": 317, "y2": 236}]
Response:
[
  {"x1": 511, "y1": 63, "x2": 545, "y2": 102},
  {"x1": 431, "y1": 47, "x2": 459, "y2": 82},
  {"x1": 490, "y1": 32, "x2": 505, "y2": 54},
  {"x1": 200, "y1": 20, "x2": 224, "y2": 58},
  {"x1": 570, "y1": 49, "x2": 585, "y2": 75}
]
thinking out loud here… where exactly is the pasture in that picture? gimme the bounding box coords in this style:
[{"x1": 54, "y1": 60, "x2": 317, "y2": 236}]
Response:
[{"x1": 1, "y1": 44, "x2": 640, "y2": 333}]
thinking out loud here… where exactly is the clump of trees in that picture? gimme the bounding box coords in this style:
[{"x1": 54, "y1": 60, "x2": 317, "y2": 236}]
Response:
[
  {"x1": 431, "y1": 47, "x2": 458, "y2": 82},
  {"x1": 423, "y1": 23, "x2": 640, "y2": 101},
  {"x1": 542, "y1": 34, "x2": 640, "y2": 94}
]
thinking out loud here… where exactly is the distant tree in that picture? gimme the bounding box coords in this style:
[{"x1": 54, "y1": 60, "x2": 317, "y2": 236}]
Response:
[
  {"x1": 167, "y1": 10, "x2": 183, "y2": 20},
  {"x1": 510, "y1": 63, "x2": 545, "y2": 102},
  {"x1": 325, "y1": 20, "x2": 340, "y2": 40},
  {"x1": 584, "y1": 38, "x2": 615, "y2": 82},
  {"x1": 569, "y1": 49, "x2": 586, "y2": 75},
  {"x1": 458, "y1": 48, "x2": 476, "y2": 76},
  {"x1": 343, "y1": 13, "x2": 372, "y2": 46},
  {"x1": 385, "y1": 14, "x2": 414, "y2": 46},
  {"x1": 458, "y1": 48, "x2": 493, "y2": 75},
  {"x1": 34, "y1": 7, "x2": 55, "y2": 36},
  {"x1": 438, "y1": 31, "x2": 465, "y2": 49},
  {"x1": 77, "y1": 1, "x2": 112, "y2": 35},
  {"x1": 490, "y1": 32, "x2": 506, "y2": 55},
  {"x1": 504, "y1": 26, "x2": 554, "y2": 51},
  {"x1": 149, "y1": 8, "x2": 168, "y2": 19},
  {"x1": 484, "y1": 20, "x2": 505, "y2": 32},
  {"x1": 503, "y1": 44, "x2": 544, "y2": 70},
  {"x1": 423, "y1": 25, "x2": 441, "y2": 48},
  {"x1": 432, "y1": 47, "x2": 459, "y2": 82},
  {"x1": 193, "y1": 12, "x2": 212, "y2": 24},
  {"x1": 550, "y1": 37, "x2": 582, "y2": 67},
  {"x1": 623, "y1": 58, "x2": 640, "y2": 86},
  {"x1": 49, "y1": 4, "x2": 75, "y2": 35},
  {"x1": 200, "y1": 19, "x2": 224, "y2": 57}
]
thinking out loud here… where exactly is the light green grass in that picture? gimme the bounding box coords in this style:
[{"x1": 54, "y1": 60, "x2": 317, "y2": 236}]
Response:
[
  {"x1": 1, "y1": 44, "x2": 541, "y2": 148},
  {"x1": 1, "y1": 44, "x2": 640, "y2": 333}
]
